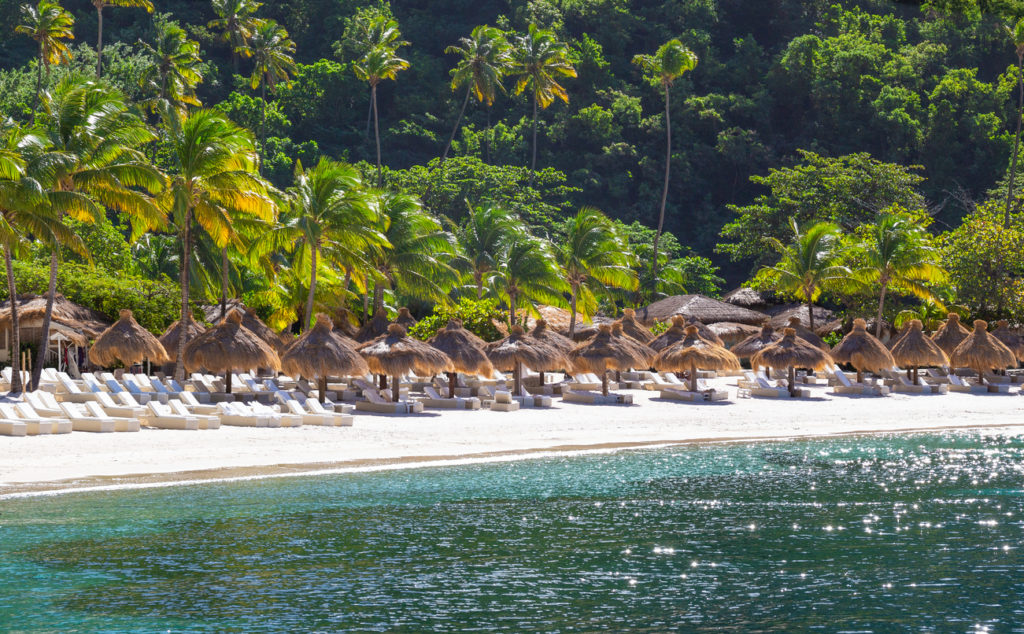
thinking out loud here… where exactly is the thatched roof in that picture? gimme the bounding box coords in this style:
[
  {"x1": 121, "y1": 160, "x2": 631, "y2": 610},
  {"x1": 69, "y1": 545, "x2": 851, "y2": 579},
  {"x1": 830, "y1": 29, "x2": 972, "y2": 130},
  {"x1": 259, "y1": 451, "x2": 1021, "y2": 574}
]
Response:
[
  {"x1": 0, "y1": 293, "x2": 111, "y2": 338},
  {"x1": 651, "y1": 315, "x2": 720, "y2": 351},
  {"x1": 184, "y1": 309, "x2": 281, "y2": 373},
  {"x1": 359, "y1": 323, "x2": 452, "y2": 377},
  {"x1": 201, "y1": 299, "x2": 286, "y2": 354},
  {"x1": 830, "y1": 318, "x2": 895, "y2": 374},
  {"x1": 331, "y1": 307, "x2": 358, "y2": 338},
  {"x1": 159, "y1": 311, "x2": 205, "y2": 355},
  {"x1": 931, "y1": 313, "x2": 970, "y2": 356},
  {"x1": 730, "y1": 324, "x2": 782, "y2": 360},
  {"x1": 637, "y1": 294, "x2": 766, "y2": 326},
  {"x1": 395, "y1": 307, "x2": 417, "y2": 330},
  {"x1": 281, "y1": 314, "x2": 369, "y2": 379},
  {"x1": 654, "y1": 326, "x2": 741, "y2": 373},
  {"x1": 767, "y1": 304, "x2": 835, "y2": 331},
  {"x1": 890, "y1": 320, "x2": 948, "y2": 369},
  {"x1": 951, "y1": 319, "x2": 1017, "y2": 372},
  {"x1": 707, "y1": 321, "x2": 762, "y2": 347},
  {"x1": 618, "y1": 308, "x2": 655, "y2": 343},
  {"x1": 568, "y1": 324, "x2": 648, "y2": 374},
  {"x1": 428, "y1": 319, "x2": 494, "y2": 376},
  {"x1": 89, "y1": 309, "x2": 169, "y2": 367},
  {"x1": 991, "y1": 320, "x2": 1024, "y2": 361},
  {"x1": 487, "y1": 325, "x2": 566, "y2": 372},
  {"x1": 751, "y1": 328, "x2": 832, "y2": 371},
  {"x1": 354, "y1": 308, "x2": 391, "y2": 343},
  {"x1": 722, "y1": 287, "x2": 777, "y2": 310},
  {"x1": 611, "y1": 322, "x2": 655, "y2": 367},
  {"x1": 530, "y1": 319, "x2": 575, "y2": 355},
  {"x1": 784, "y1": 316, "x2": 829, "y2": 351}
]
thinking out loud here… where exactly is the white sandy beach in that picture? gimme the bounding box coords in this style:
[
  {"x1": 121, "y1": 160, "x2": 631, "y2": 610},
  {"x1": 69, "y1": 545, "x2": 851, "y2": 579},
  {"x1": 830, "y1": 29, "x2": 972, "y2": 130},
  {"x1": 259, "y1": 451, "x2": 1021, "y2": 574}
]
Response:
[{"x1": 2, "y1": 377, "x2": 1023, "y2": 496}]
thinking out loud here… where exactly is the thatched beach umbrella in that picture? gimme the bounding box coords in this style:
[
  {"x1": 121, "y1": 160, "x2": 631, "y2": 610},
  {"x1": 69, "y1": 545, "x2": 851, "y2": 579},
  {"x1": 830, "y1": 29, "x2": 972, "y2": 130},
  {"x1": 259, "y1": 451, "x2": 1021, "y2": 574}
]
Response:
[
  {"x1": 359, "y1": 324, "x2": 452, "y2": 402},
  {"x1": 830, "y1": 318, "x2": 895, "y2": 384},
  {"x1": 890, "y1": 319, "x2": 948, "y2": 384},
  {"x1": 654, "y1": 325, "x2": 741, "y2": 392},
  {"x1": 395, "y1": 307, "x2": 417, "y2": 330},
  {"x1": 428, "y1": 319, "x2": 494, "y2": 398},
  {"x1": 568, "y1": 324, "x2": 647, "y2": 396},
  {"x1": 786, "y1": 316, "x2": 829, "y2": 352},
  {"x1": 159, "y1": 311, "x2": 205, "y2": 357},
  {"x1": 611, "y1": 322, "x2": 655, "y2": 368},
  {"x1": 487, "y1": 325, "x2": 566, "y2": 397},
  {"x1": 89, "y1": 309, "x2": 169, "y2": 368},
  {"x1": 751, "y1": 328, "x2": 832, "y2": 396},
  {"x1": 281, "y1": 314, "x2": 369, "y2": 403},
  {"x1": 951, "y1": 320, "x2": 1017, "y2": 385},
  {"x1": 184, "y1": 309, "x2": 281, "y2": 393},
  {"x1": 651, "y1": 315, "x2": 721, "y2": 351},
  {"x1": 354, "y1": 308, "x2": 391, "y2": 343},
  {"x1": 530, "y1": 318, "x2": 575, "y2": 385},
  {"x1": 618, "y1": 308, "x2": 654, "y2": 344},
  {"x1": 931, "y1": 313, "x2": 969, "y2": 356},
  {"x1": 991, "y1": 320, "x2": 1024, "y2": 363},
  {"x1": 331, "y1": 307, "x2": 358, "y2": 338},
  {"x1": 730, "y1": 323, "x2": 782, "y2": 376}
]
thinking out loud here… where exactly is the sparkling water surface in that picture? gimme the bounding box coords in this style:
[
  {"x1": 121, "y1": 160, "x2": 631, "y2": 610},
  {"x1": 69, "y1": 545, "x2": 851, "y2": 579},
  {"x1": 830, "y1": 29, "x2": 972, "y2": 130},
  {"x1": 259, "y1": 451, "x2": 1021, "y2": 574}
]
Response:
[{"x1": 2, "y1": 431, "x2": 1024, "y2": 631}]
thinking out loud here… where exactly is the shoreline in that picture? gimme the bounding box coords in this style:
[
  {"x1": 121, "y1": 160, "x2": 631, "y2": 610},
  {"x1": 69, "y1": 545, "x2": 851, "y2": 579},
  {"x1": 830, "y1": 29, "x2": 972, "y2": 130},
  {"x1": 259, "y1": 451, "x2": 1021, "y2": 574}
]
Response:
[{"x1": 3, "y1": 380, "x2": 1024, "y2": 498}]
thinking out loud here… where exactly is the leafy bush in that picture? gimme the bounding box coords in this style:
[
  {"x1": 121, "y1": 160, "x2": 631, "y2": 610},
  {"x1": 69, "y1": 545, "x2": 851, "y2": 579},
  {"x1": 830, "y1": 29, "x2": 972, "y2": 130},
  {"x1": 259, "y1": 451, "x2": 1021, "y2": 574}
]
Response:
[{"x1": 408, "y1": 297, "x2": 505, "y2": 342}]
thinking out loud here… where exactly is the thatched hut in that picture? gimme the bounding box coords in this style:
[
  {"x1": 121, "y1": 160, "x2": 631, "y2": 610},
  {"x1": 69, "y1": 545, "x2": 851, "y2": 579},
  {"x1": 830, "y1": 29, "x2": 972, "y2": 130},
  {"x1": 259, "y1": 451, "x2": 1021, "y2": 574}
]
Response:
[
  {"x1": 530, "y1": 319, "x2": 574, "y2": 355},
  {"x1": 354, "y1": 308, "x2": 391, "y2": 343},
  {"x1": 784, "y1": 316, "x2": 829, "y2": 352},
  {"x1": 618, "y1": 308, "x2": 654, "y2": 343},
  {"x1": 951, "y1": 320, "x2": 1018, "y2": 385},
  {"x1": 931, "y1": 313, "x2": 970, "y2": 356},
  {"x1": 706, "y1": 321, "x2": 761, "y2": 347},
  {"x1": 89, "y1": 309, "x2": 169, "y2": 368},
  {"x1": 637, "y1": 294, "x2": 767, "y2": 326},
  {"x1": 159, "y1": 311, "x2": 205, "y2": 358},
  {"x1": 487, "y1": 325, "x2": 566, "y2": 396},
  {"x1": 767, "y1": 304, "x2": 835, "y2": 332},
  {"x1": 611, "y1": 322, "x2": 655, "y2": 368},
  {"x1": 722, "y1": 287, "x2": 777, "y2": 311},
  {"x1": 991, "y1": 320, "x2": 1024, "y2": 362},
  {"x1": 359, "y1": 324, "x2": 452, "y2": 401},
  {"x1": 281, "y1": 314, "x2": 369, "y2": 403},
  {"x1": 568, "y1": 324, "x2": 648, "y2": 396},
  {"x1": 395, "y1": 307, "x2": 417, "y2": 330},
  {"x1": 184, "y1": 309, "x2": 281, "y2": 393},
  {"x1": 428, "y1": 319, "x2": 494, "y2": 398},
  {"x1": 730, "y1": 323, "x2": 782, "y2": 367},
  {"x1": 751, "y1": 328, "x2": 833, "y2": 396},
  {"x1": 202, "y1": 299, "x2": 287, "y2": 354},
  {"x1": 654, "y1": 326, "x2": 741, "y2": 392},
  {"x1": 829, "y1": 318, "x2": 895, "y2": 384},
  {"x1": 0, "y1": 293, "x2": 111, "y2": 368},
  {"x1": 889, "y1": 319, "x2": 948, "y2": 384}
]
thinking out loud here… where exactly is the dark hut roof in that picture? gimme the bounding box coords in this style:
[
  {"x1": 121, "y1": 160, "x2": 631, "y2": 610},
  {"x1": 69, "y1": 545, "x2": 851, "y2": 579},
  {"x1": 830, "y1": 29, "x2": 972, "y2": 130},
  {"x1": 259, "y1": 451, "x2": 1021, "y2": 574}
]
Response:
[
  {"x1": 722, "y1": 287, "x2": 777, "y2": 310},
  {"x1": 767, "y1": 304, "x2": 836, "y2": 331},
  {"x1": 706, "y1": 321, "x2": 762, "y2": 347},
  {"x1": 159, "y1": 312, "x2": 205, "y2": 355},
  {"x1": 331, "y1": 307, "x2": 358, "y2": 338},
  {"x1": 0, "y1": 293, "x2": 111, "y2": 338},
  {"x1": 890, "y1": 320, "x2": 948, "y2": 369},
  {"x1": 730, "y1": 324, "x2": 782, "y2": 360},
  {"x1": 354, "y1": 308, "x2": 391, "y2": 343},
  {"x1": 394, "y1": 307, "x2": 417, "y2": 329},
  {"x1": 636, "y1": 294, "x2": 766, "y2": 326}
]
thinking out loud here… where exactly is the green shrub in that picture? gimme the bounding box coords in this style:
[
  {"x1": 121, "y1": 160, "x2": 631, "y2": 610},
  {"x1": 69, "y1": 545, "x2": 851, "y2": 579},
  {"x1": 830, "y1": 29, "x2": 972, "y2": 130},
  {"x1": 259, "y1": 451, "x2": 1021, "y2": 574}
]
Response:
[{"x1": 408, "y1": 297, "x2": 505, "y2": 342}]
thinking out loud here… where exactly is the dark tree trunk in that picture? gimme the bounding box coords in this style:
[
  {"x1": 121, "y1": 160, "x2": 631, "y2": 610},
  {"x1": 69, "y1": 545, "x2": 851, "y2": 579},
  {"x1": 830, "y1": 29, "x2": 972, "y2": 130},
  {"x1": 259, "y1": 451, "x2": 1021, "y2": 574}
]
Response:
[
  {"x1": 529, "y1": 95, "x2": 538, "y2": 186},
  {"x1": 651, "y1": 86, "x2": 671, "y2": 294},
  {"x1": 304, "y1": 244, "x2": 318, "y2": 332},
  {"x1": 568, "y1": 285, "x2": 578, "y2": 336},
  {"x1": 225, "y1": 371, "x2": 232, "y2": 394},
  {"x1": 447, "y1": 371, "x2": 457, "y2": 399},
  {"x1": 318, "y1": 376, "x2": 327, "y2": 404},
  {"x1": 31, "y1": 250, "x2": 58, "y2": 391},
  {"x1": 441, "y1": 86, "x2": 471, "y2": 162},
  {"x1": 4, "y1": 245, "x2": 23, "y2": 394},
  {"x1": 95, "y1": 5, "x2": 105, "y2": 77},
  {"x1": 220, "y1": 246, "x2": 229, "y2": 320},
  {"x1": 32, "y1": 52, "x2": 43, "y2": 123},
  {"x1": 174, "y1": 209, "x2": 193, "y2": 381},
  {"x1": 372, "y1": 84, "x2": 382, "y2": 186},
  {"x1": 258, "y1": 82, "x2": 267, "y2": 175}
]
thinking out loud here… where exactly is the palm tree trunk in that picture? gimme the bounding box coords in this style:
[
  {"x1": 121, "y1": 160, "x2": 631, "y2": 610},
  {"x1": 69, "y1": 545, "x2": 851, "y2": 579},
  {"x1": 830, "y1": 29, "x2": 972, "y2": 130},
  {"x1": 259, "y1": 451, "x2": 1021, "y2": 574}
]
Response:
[
  {"x1": 342, "y1": 267, "x2": 352, "y2": 293},
  {"x1": 507, "y1": 289, "x2": 516, "y2": 325},
  {"x1": 220, "y1": 246, "x2": 229, "y2": 320},
  {"x1": 485, "y1": 106, "x2": 492, "y2": 162},
  {"x1": 304, "y1": 244, "x2": 318, "y2": 332},
  {"x1": 651, "y1": 86, "x2": 671, "y2": 293},
  {"x1": 568, "y1": 285, "x2": 578, "y2": 336},
  {"x1": 31, "y1": 250, "x2": 58, "y2": 391},
  {"x1": 174, "y1": 210, "x2": 192, "y2": 382},
  {"x1": 875, "y1": 282, "x2": 888, "y2": 338},
  {"x1": 529, "y1": 95, "x2": 538, "y2": 186},
  {"x1": 96, "y1": 5, "x2": 105, "y2": 77},
  {"x1": 4, "y1": 245, "x2": 23, "y2": 394},
  {"x1": 372, "y1": 281, "x2": 384, "y2": 312},
  {"x1": 32, "y1": 51, "x2": 43, "y2": 123},
  {"x1": 372, "y1": 84, "x2": 382, "y2": 186},
  {"x1": 441, "y1": 86, "x2": 472, "y2": 162},
  {"x1": 1007, "y1": 54, "x2": 1024, "y2": 228},
  {"x1": 365, "y1": 87, "x2": 373, "y2": 138},
  {"x1": 258, "y1": 82, "x2": 267, "y2": 175},
  {"x1": 806, "y1": 297, "x2": 815, "y2": 331}
]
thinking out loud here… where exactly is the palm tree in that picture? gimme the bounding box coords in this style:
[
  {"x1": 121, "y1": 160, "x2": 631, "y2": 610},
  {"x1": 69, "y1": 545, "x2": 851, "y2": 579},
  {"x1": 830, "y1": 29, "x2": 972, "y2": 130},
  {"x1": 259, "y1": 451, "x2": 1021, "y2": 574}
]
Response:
[
  {"x1": 369, "y1": 190, "x2": 458, "y2": 311},
  {"x1": 442, "y1": 25, "x2": 511, "y2": 162},
  {"x1": 93, "y1": 0, "x2": 154, "y2": 77},
  {"x1": 33, "y1": 76, "x2": 164, "y2": 390},
  {"x1": 632, "y1": 39, "x2": 698, "y2": 291},
  {"x1": 257, "y1": 159, "x2": 382, "y2": 331},
  {"x1": 160, "y1": 109, "x2": 275, "y2": 380},
  {"x1": 1006, "y1": 18, "x2": 1024, "y2": 227},
  {"x1": 762, "y1": 219, "x2": 851, "y2": 331},
  {"x1": 238, "y1": 18, "x2": 296, "y2": 172},
  {"x1": 452, "y1": 203, "x2": 519, "y2": 299},
  {"x1": 558, "y1": 207, "x2": 638, "y2": 336},
  {"x1": 854, "y1": 214, "x2": 948, "y2": 337},
  {"x1": 343, "y1": 10, "x2": 408, "y2": 139},
  {"x1": 492, "y1": 230, "x2": 568, "y2": 324},
  {"x1": 15, "y1": 0, "x2": 74, "y2": 118},
  {"x1": 209, "y1": 0, "x2": 262, "y2": 73},
  {"x1": 353, "y1": 42, "x2": 409, "y2": 185},
  {"x1": 510, "y1": 24, "x2": 576, "y2": 185},
  {"x1": 138, "y1": 17, "x2": 204, "y2": 120}
]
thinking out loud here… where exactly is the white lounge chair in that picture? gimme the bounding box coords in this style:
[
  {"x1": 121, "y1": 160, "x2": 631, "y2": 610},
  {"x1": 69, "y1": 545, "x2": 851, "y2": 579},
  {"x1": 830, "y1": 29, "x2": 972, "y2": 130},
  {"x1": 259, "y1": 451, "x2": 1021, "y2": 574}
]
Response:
[
  {"x1": 176, "y1": 390, "x2": 221, "y2": 415},
  {"x1": 419, "y1": 385, "x2": 481, "y2": 410},
  {"x1": 216, "y1": 401, "x2": 277, "y2": 427},
  {"x1": 143, "y1": 401, "x2": 200, "y2": 430},
  {"x1": 57, "y1": 402, "x2": 115, "y2": 433},
  {"x1": 303, "y1": 396, "x2": 355, "y2": 421},
  {"x1": 25, "y1": 391, "x2": 65, "y2": 417},
  {"x1": 250, "y1": 401, "x2": 302, "y2": 427},
  {"x1": 11, "y1": 402, "x2": 72, "y2": 434},
  {"x1": 0, "y1": 418, "x2": 26, "y2": 436},
  {"x1": 54, "y1": 372, "x2": 99, "y2": 403},
  {"x1": 562, "y1": 387, "x2": 632, "y2": 405},
  {"x1": 83, "y1": 401, "x2": 141, "y2": 432},
  {"x1": 91, "y1": 390, "x2": 146, "y2": 418},
  {"x1": 354, "y1": 385, "x2": 424, "y2": 414},
  {"x1": 948, "y1": 373, "x2": 1009, "y2": 394},
  {"x1": 167, "y1": 400, "x2": 220, "y2": 429},
  {"x1": 829, "y1": 366, "x2": 889, "y2": 396},
  {"x1": 478, "y1": 385, "x2": 520, "y2": 411}
]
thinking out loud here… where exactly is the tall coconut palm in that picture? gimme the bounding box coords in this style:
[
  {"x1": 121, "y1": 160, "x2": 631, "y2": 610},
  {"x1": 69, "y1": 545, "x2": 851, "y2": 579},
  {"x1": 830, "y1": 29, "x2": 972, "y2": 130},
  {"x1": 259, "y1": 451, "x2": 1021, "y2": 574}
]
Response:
[
  {"x1": 632, "y1": 39, "x2": 698, "y2": 291},
  {"x1": 1006, "y1": 18, "x2": 1024, "y2": 227},
  {"x1": 353, "y1": 42, "x2": 409, "y2": 185},
  {"x1": 32, "y1": 77, "x2": 164, "y2": 390},
  {"x1": 442, "y1": 25, "x2": 511, "y2": 162},
  {"x1": 238, "y1": 19, "x2": 295, "y2": 172},
  {"x1": 93, "y1": 0, "x2": 154, "y2": 77},
  {"x1": 558, "y1": 207, "x2": 638, "y2": 336},
  {"x1": 209, "y1": 0, "x2": 262, "y2": 73},
  {"x1": 452, "y1": 203, "x2": 520, "y2": 299},
  {"x1": 492, "y1": 230, "x2": 568, "y2": 324},
  {"x1": 510, "y1": 24, "x2": 576, "y2": 185},
  {"x1": 15, "y1": 0, "x2": 75, "y2": 118},
  {"x1": 854, "y1": 214, "x2": 948, "y2": 337},
  {"x1": 762, "y1": 219, "x2": 851, "y2": 331},
  {"x1": 369, "y1": 190, "x2": 457, "y2": 311},
  {"x1": 344, "y1": 10, "x2": 407, "y2": 139},
  {"x1": 160, "y1": 109, "x2": 275, "y2": 380},
  {"x1": 138, "y1": 17, "x2": 204, "y2": 120}
]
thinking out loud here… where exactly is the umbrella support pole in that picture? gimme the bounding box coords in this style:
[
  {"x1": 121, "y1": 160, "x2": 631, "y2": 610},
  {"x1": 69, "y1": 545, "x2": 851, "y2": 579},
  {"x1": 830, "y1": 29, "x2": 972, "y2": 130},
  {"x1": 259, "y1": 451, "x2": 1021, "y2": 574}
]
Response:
[
  {"x1": 392, "y1": 375, "x2": 400, "y2": 402},
  {"x1": 225, "y1": 372, "x2": 232, "y2": 394},
  {"x1": 602, "y1": 372, "x2": 608, "y2": 397},
  {"x1": 912, "y1": 367, "x2": 918, "y2": 385},
  {"x1": 378, "y1": 374, "x2": 387, "y2": 390},
  {"x1": 514, "y1": 362, "x2": 522, "y2": 398},
  {"x1": 447, "y1": 372, "x2": 457, "y2": 399},
  {"x1": 538, "y1": 371, "x2": 544, "y2": 386},
  {"x1": 318, "y1": 377, "x2": 328, "y2": 404},
  {"x1": 856, "y1": 369, "x2": 863, "y2": 384},
  {"x1": 690, "y1": 361, "x2": 698, "y2": 393},
  {"x1": 788, "y1": 366, "x2": 796, "y2": 397}
]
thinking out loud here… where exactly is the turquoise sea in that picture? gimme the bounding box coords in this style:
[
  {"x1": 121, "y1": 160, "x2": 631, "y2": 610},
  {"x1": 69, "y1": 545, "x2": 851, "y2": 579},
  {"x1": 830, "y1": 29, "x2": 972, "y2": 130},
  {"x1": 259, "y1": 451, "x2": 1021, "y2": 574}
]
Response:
[{"x1": 2, "y1": 431, "x2": 1024, "y2": 631}]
